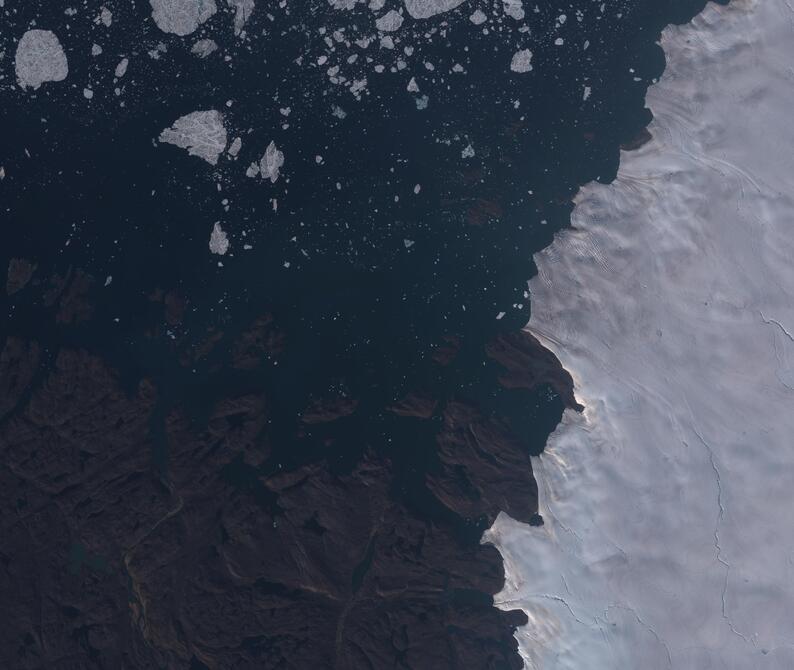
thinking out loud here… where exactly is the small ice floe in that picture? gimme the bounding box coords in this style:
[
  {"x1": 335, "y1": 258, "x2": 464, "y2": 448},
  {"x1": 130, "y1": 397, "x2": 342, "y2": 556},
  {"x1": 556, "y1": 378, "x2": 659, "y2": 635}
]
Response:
[
  {"x1": 469, "y1": 9, "x2": 487, "y2": 25},
  {"x1": 98, "y1": 6, "x2": 113, "y2": 26},
  {"x1": 403, "y1": 0, "x2": 465, "y2": 19},
  {"x1": 114, "y1": 57, "x2": 129, "y2": 78},
  {"x1": 510, "y1": 48, "x2": 533, "y2": 73},
  {"x1": 159, "y1": 110, "x2": 228, "y2": 165},
  {"x1": 461, "y1": 143, "x2": 475, "y2": 158},
  {"x1": 350, "y1": 78, "x2": 368, "y2": 96},
  {"x1": 209, "y1": 222, "x2": 229, "y2": 255},
  {"x1": 15, "y1": 29, "x2": 69, "y2": 90},
  {"x1": 503, "y1": 0, "x2": 524, "y2": 20},
  {"x1": 376, "y1": 9, "x2": 403, "y2": 32},
  {"x1": 228, "y1": 0, "x2": 255, "y2": 36},
  {"x1": 150, "y1": 0, "x2": 217, "y2": 36},
  {"x1": 247, "y1": 141, "x2": 285, "y2": 182},
  {"x1": 228, "y1": 136, "x2": 242, "y2": 157},
  {"x1": 191, "y1": 38, "x2": 218, "y2": 58}
]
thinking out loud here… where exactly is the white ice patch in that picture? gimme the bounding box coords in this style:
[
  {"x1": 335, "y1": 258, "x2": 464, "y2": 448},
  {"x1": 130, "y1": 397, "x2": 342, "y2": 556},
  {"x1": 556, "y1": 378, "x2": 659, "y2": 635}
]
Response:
[
  {"x1": 487, "y1": 1, "x2": 794, "y2": 668},
  {"x1": 99, "y1": 6, "x2": 113, "y2": 26},
  {"x1": 191, "y1": 38, "x2": 218, "y2": 57},
  {"x1": 469, "y1": 9, "x2": 487, "y2": 25},
  {"x1": 260, "y1": 141, "x2": 284, "y2": 182},
  {"x1": 403, "y1": 0, "x2": 467, "y2": 20},
  {"x1": 114, "y1": 57, "x2": 129, "y2": 78},
  {"x1": 248, "y1": 141, "x2": 284, "y2": 182},
  {"x1": 15, "y1": 29, "x2": 69, "y2": 90},
  {"x1": 159, "y1": 110, "x2": 227, "y2": 165},
  {"x1": 329, "y1": 0, "x2": 360, "y2": 9},
  {"x1": 150, "y1": 0, "x2": 217, "y2": 36},
  {"x1": 376, "y1": 9, "x2": 404, "y2": 32},
  {"x1": 228, "y1": 136, "x2": 242, "y2": 157},
  {"x1": 209, "y1": 222, "x2": 229, "y2": 255},
  {"x1": 227, "y1": 0, "x2": 255, "y2": 35},
  {"x1": 509, "y1": 48, "x2": 532, "y2": 73},
  {"x1": 503, "y1": 0, "x2": 524, "y2": 21}
]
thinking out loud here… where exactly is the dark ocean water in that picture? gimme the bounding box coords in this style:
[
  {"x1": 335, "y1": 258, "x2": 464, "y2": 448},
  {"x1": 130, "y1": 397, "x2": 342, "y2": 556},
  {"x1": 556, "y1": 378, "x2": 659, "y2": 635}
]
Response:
[
  {"x1": 0, "y1": 1, "x2": 725, "y2": 667},
  {"x1": 2, "y1": 0, "x2": 711, "y2": 449}
]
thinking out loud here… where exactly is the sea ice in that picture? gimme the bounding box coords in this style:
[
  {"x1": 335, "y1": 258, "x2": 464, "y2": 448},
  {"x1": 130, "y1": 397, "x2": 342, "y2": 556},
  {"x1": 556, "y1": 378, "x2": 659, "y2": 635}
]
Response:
[
  {"x1": 227, "y1": 0, "x2": 255, "y2": 35},
  {"x1": 150, "y1": 0, "x2": 217, "y2": 36},
  {"x1": 209, "y1": 222, "x2": 229, "y2": 254},
  {"x1": 159, "y1": 110, "x2": 228, "y2": 165},
  {"x1": 510, "y1": 48, "x2": 532, "y2": 73},
  {"x1": 376, "y1": 9, "x2": 404, "y2": 32},
  {"x1": 191, "y1": 38, "x2": 218, "y2": 57},
  {"x1": 260, "y1": 141, "x2": 284, "y2": 183},
  {"x1": 15, "y1": 29, "x2": 69, "y2": 90},
  {"x1": 403, "y1": 0, "x2": 467, "y2": 20}
]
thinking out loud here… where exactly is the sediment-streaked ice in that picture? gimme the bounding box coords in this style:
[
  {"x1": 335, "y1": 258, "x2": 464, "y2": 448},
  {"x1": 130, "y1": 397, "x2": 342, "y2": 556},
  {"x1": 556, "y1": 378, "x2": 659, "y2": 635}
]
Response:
[
  {"x1": 159, "y1": 110, "x2": 227, "y2": 165},
  {"x1": 486, "y1": 1, "x2": 794, "y2": 668},
  {"x1": 15, "y1": 29, "x2": 69, "y2": 90}
]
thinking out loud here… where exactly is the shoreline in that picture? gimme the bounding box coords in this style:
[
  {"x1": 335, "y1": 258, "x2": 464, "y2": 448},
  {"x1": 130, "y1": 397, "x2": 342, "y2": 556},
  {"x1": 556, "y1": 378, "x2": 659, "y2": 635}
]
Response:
[{"x1": 488, "y1": 0, "x2": 794, "y2": 666}]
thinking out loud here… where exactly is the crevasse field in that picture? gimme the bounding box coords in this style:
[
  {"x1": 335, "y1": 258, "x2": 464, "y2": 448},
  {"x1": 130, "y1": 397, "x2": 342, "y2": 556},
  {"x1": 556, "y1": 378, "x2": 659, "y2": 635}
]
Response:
[{"x1": 486, "y1": 0, "x2": 794, "y2": 667}]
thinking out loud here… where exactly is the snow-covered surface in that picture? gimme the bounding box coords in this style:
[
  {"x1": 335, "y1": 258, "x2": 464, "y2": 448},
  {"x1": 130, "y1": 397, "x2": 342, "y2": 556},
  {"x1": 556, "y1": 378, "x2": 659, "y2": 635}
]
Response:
[
  {"x1": 486, "y1": 1, "x2": 794, "y2": 668},
  {"x1": 15, "y1": 29, "x2": 69, "y2": 90},
  {"x1": 159, "y1": 110, "x2": 227, "y2": 165}
]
